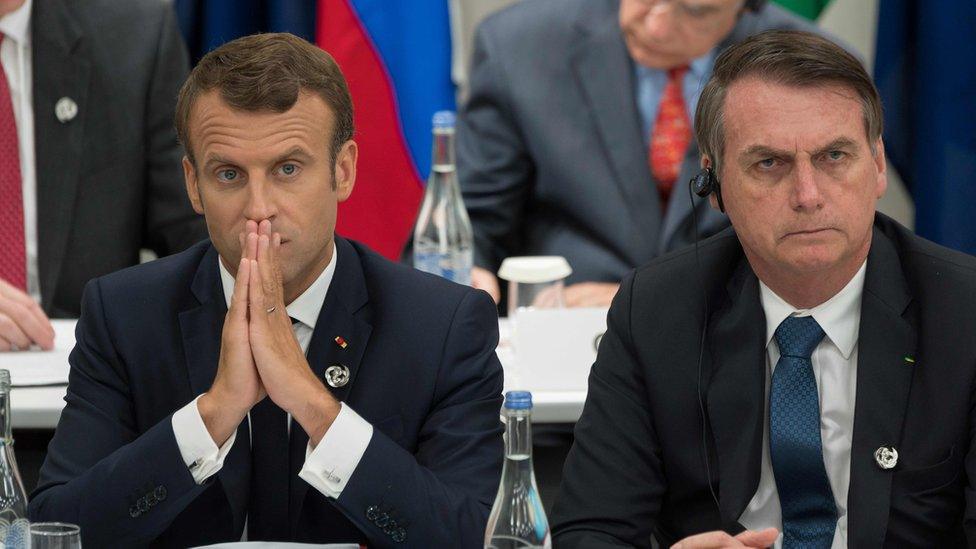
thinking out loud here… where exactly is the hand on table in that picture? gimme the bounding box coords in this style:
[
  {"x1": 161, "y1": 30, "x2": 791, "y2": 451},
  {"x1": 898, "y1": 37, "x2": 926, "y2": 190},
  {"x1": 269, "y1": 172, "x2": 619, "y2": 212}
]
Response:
[
  {"x1": 0, "y1": 278, "x2": 54, "y2": 351},
  {"x1": 670, "y1": 528, "x2": 779, "y2": 549},
  {"x1": 563, "y1": 282, "x2": 620, "y2": 308}
]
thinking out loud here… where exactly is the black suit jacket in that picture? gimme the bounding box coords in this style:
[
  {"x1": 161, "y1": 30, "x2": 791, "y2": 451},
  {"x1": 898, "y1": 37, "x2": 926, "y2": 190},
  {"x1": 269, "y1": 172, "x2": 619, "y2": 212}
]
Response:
[
  {"x1": 458, "y1": 0, "x2": 819, "y2": 282},
  {"x1": 29, "y1": 237, "x2": 504, "y2": 548},
  {"x1": 31, "y1": 0, "x2": 206, "y2": 316},
  {"x1": 552, "y1": 214, "x2": 976, "y2": 547}
]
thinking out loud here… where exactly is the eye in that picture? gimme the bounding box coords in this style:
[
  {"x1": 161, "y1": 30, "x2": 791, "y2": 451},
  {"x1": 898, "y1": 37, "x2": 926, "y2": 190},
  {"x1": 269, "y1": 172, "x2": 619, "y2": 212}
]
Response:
[
  {"x1": 278, "y1": 163, "x2": 300, "y2": 177},
  {"x1": 757, "y1": 158, "x2": 777, "y2": 169},
  {"x1": 825, "y1": 150, "x2": 846, "y2": 161},
  {"x1": 217, "y1": 168, "x2": 239, "y2": 182}
]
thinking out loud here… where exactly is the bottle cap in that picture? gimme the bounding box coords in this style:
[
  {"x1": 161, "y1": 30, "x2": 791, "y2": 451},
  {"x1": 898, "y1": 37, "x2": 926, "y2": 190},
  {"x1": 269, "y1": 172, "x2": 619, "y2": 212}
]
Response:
[
  {"x1": 504, "y1": 390, "x2": 533, "y2": 410},
  {"x1": 0, "y1": 370, "x2": 9, "y2": 392},
  {"x1": 432, "y1": 110, "x2": 456, "y2": 129}
]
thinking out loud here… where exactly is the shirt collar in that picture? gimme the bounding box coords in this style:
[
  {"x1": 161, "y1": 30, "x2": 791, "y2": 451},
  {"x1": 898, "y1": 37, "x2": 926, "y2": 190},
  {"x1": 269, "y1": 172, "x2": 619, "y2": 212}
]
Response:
[
  {"x1": 759, "y1": 260, "x2": 867, "y2": 360},
  {"x1": 0, "y1": 0, "x2": 32, "y2": 48},
  {"x1": 633, "y1": 47, "x2": 716, "y2": 82},
  {"x1": 218, "y1": 241, "x2": 337, "y2": 330}
]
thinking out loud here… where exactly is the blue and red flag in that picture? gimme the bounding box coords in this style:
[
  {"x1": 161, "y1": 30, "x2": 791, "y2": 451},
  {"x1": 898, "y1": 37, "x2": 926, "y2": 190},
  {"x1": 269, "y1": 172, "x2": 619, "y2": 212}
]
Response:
[{"x1": 318, "y1": 1, "x2": 455, "y2": 259}]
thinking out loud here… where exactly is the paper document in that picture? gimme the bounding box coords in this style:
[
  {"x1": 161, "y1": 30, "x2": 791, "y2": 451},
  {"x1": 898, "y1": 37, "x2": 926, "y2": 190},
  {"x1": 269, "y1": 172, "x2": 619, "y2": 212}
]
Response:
[{"x1": 0, "y1": 319, "x2": 76, "y2": 386}]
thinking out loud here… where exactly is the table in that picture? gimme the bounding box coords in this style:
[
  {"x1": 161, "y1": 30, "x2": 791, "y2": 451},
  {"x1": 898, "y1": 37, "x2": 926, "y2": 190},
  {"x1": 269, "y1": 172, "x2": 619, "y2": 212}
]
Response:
[{"x1": 8, "y1": 320, "x2": 589, "y2": 429}]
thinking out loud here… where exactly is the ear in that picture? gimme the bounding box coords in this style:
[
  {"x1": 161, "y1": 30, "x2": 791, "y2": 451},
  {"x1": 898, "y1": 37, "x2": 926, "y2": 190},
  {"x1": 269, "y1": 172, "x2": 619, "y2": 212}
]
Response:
[
  {"x1": 183, "y1": 156, "x2": 205, "y2": 215},
  {"x1": 334, "y1": 140, "x2": 358, "y2": 202},
  {"x1": 873, "y1": 137, "x2": 888, "y2": 199}
]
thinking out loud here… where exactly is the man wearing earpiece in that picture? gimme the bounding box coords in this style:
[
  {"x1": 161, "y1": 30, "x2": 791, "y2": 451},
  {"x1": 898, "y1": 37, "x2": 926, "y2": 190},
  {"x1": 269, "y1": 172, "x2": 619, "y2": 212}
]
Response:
[
  {"x1": 458, "y1": 0, "x2": 824, "y2": 307},
  {"x1": 552, "y1": 30, "x2": 976, "y2": 548}
]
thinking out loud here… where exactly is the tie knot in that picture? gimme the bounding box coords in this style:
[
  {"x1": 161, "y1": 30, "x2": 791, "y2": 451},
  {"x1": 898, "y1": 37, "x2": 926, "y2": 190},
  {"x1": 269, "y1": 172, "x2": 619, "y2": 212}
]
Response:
[
  {"x1": 774, "y1": 315, "x2": 825, "y2": 359},
  {"x1": 668, "y1": 65, "x2": 689, "y2": 82}
]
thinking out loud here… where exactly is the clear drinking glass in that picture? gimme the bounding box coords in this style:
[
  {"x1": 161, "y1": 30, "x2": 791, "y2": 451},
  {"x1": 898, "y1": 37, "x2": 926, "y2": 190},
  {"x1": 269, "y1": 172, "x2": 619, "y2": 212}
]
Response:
[{"x1": 30, "y1": 522, "x2": 82, "y2": 549}]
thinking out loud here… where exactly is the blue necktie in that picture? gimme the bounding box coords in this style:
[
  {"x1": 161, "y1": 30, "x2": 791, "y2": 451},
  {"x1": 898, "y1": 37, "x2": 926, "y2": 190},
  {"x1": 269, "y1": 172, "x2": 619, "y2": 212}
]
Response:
[{"x1": 770, "y1": 316, "x2": 837, "y2": 549}]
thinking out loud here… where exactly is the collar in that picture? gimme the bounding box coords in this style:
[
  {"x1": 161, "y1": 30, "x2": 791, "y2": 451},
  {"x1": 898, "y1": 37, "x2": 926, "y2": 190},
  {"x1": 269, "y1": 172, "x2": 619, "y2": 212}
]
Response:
[
  {"x1": 0, "y1": 0, "x2": 32, "y2": 47},
  {"x1": 633, "y1": 47, "x2": 716, "y2": 84},
  {"x1": 759, "y1": 260, "x2": 867, "y2": 360},
  {"x1": 218, "y1": 241, "x2": 337, "y2": 330}
]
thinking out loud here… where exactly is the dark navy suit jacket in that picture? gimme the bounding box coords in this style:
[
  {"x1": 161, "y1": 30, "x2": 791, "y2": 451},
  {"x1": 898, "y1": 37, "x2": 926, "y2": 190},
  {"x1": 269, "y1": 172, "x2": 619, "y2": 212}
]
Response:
[{"x1": 29, "y1": 237, "x2": 504, "y2": 548}]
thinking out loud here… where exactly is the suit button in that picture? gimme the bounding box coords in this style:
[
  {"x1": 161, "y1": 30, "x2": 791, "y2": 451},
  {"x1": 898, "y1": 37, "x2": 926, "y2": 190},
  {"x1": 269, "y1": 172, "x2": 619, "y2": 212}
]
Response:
[
  {"x1": 375, "y1": 512, "x2": 390, "y2": 527},
  {"x1": 392, "y1": 528, "x2": 406, "y2": 543},
  {"x1": 154, "y1": 485, "x2": 167, "y2": 501},
  {"x1": 146, "y1": 494, "x2": 158, "y2": 507},
  {"x1": 366, "y1": 505, "x2": 379, "y2": 521},
  {"x1": 137, "y1": 497, "x2": 149, "y2": 513},
  {"x1": 129, "y1": 505, "x2": 141, "y2": 518}
]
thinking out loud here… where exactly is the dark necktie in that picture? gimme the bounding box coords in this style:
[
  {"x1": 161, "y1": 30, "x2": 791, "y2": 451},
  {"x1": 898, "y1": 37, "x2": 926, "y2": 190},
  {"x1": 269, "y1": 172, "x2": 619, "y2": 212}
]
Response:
[
  {"x1": 247, "y1": 317, "x2": 300, "y2": 540},
  {"x1": 0, "y1": 34, "x2": 26, "y2": 290},
  {"x1": 770, "y1": 315, "x2": 837, "y2": 548}
]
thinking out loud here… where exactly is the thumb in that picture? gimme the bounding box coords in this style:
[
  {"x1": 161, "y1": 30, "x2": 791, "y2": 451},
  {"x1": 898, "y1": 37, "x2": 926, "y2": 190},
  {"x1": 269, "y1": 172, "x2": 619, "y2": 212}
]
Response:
[{"x1": 734, "y1": 528, "x2": 779, "y2": 548}]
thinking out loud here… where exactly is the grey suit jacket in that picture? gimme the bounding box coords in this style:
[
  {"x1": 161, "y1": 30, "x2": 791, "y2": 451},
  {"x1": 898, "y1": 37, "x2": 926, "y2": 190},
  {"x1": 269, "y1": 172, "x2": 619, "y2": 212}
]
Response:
[
  {"x1": 31, "y1": 0, "x2": 206, "y2": 317},
  {"x1": 458, "y1": 0, "x2": 819, "y2": 284}
]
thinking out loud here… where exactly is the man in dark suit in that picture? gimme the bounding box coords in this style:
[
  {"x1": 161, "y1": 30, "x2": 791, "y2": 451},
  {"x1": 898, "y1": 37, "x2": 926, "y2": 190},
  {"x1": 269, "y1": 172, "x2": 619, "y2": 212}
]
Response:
[
  {"x1": 552, "y1": 31, "x2": 976, "y2": 547},
  {"x1": 0, "y1": 0, "x2": 205, "y2": 351},
  {"x1": 459, "y1": 0, "x2": 821, "y2": 306},
  {"x1": 29, "y1": 33, "x2": 503, "y2": 547}
]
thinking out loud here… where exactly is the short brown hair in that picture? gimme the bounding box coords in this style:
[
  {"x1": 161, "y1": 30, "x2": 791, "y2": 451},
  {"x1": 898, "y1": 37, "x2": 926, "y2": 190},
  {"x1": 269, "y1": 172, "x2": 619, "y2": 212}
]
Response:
[
  {"x1": 694, "y1": 30, "x2": 883, "y2": 173},
  {"x1": 175, "y1": 32, "x2": 354, "y2": 167}
]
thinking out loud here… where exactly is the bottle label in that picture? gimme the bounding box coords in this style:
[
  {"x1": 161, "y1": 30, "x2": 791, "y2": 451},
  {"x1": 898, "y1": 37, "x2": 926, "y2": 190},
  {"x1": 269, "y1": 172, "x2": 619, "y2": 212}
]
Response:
[{"x1": 413, "y1": 247, "x2": 472, "y2": 286}]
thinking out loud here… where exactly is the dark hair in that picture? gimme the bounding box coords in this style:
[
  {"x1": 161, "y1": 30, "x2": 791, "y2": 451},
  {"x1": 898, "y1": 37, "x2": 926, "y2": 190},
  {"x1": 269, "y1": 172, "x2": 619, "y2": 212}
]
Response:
[
  {"x1": 175, "y1": 33, "x2": 354, "y2": 168},
  {"x1": 694, "y1": 30, "x2": 882, "y2": 172}
]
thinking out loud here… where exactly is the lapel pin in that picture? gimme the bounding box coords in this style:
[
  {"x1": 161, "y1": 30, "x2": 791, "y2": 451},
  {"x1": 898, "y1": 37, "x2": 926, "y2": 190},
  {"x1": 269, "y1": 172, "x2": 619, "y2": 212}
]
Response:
[
  {"x1": 904, "y1": 356, "x2": 915, "y2": 365},
  {"x1": 55, "y1": 97, "x2": 78, "y2": 123},
  {"x1": 324, "y1": 364, "x2": 350, "y2": 388},
  {"x1": 874, "y1": 446, "x2": 899, "y2": 470},
  {"x1": 334, "y1": 336, "x2": 348, "y2": 349}
]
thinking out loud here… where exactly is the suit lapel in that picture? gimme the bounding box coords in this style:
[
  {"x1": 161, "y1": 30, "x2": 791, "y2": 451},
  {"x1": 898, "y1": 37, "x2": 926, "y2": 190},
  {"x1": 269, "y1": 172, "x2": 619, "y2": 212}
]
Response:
[
  {"x1": 847, "y1": 226, "x2": 915, "y2": 547},
  {"x1": 177, "y1": 246, "x2": 251, "y2": 535},
  {"x1": 706, "y1": 258, "x2": 767, "y2": 529},
  {"x1": 569, "y1": 11, "x2": 661, "y2": 254},
  {"x1": 289, "y1": 237, "x2": 373, "y2": 532},
  {"x1": 31, "y1": 0, "x2": 91, "y2": 310}
]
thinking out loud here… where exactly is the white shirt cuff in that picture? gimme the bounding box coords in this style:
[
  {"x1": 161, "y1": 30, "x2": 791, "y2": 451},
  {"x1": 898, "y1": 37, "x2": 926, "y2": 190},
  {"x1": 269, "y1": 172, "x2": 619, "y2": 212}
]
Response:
[
  {"x1": 299, "y1": 402, "x2": 373, "y2": 499},
  {"x1": 171, "y1": 395, "x2": 237, "y2": 484}
]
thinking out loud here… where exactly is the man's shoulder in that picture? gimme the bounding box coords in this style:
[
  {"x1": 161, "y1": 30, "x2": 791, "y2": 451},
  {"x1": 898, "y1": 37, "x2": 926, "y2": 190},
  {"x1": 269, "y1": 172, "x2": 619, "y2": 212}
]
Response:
[
  {"x1": 345, "y1": 239, "x2": 497, "y2": 315},
  {"x1": 478, "y1": 0, "x2": 614, "y2": 48},
  {"x1": 880, "y1": 216, "x2": 976, "y2": 291},
  {"x1": 94, "y1": 240, "x2": 210, "y2": 302},
  {"x1": 631, "y1": 228, "x2": 742, "y2": 291}
]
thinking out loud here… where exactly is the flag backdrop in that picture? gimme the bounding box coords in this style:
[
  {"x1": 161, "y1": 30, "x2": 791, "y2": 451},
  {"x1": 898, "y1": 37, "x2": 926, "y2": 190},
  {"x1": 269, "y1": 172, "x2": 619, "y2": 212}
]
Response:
[
  {"x1": 875, "y1": 0, "x2": 976, "y2": 255},
  {"x1": 318, "y1": 1, "x2": 455, "y2": 259}
]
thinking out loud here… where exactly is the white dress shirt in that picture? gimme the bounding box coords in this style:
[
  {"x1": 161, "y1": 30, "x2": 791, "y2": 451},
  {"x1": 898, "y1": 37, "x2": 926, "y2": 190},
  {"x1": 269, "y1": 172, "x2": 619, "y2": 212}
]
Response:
[
  {"x1": 738, "y1": 261, "x2": 867, "y2": 549},
  {"x1": 0, "y1": 0, "x2": 40, "y2": 301},
  {"x1": 171, "y1": 241, "x2": 374, "y2": 500}
]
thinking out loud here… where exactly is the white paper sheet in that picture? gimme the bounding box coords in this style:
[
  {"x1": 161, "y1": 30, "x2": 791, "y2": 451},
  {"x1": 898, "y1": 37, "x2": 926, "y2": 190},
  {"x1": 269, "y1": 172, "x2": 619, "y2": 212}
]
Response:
[{"x1": 0, "y1": 319, "x2": 76, "y2": 386}]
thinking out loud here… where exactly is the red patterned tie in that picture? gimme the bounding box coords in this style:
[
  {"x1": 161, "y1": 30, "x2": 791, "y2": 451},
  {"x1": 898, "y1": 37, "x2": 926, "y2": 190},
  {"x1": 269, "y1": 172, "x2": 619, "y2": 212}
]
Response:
[
  {"x1": 649, "y1": 66, "x2": 691, "y2": 207},
  {"x1": 0, "y1": 34, "x2": 26, "y2": 290}
]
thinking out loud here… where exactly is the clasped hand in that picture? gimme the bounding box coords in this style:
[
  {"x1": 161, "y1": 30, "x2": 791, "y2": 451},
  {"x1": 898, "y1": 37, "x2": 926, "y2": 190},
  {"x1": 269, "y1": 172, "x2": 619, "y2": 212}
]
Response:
[{"x1": 198, "y1": 220, "x2": 339, "y2": 446}]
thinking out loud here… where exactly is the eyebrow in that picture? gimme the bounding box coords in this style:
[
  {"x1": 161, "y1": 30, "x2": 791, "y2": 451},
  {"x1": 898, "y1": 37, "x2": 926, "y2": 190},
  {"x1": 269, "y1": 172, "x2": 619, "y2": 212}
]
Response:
[
  {"x1": 738, "y1": 137, "x2": 861, "y2": 162},
  {"x1": 202, "y1": 146, "x2": 313, "y2": 171}
]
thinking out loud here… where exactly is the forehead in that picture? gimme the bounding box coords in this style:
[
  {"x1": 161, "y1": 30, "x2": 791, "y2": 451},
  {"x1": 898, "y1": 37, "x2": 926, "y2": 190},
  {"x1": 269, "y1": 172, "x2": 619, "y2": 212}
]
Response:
[
  {"x1": 722, "y1": 76, "x2": 869, "y2": 152},
  {"x1": 188, "y1": 90, "x2": 334, "y2": 161}
]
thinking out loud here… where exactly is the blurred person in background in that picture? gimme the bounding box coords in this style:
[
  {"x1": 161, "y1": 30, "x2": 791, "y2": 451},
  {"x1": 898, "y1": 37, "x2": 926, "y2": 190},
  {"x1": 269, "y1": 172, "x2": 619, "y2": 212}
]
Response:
[
  {"x1": 458, "y1": 0, "x2": 824, "y2": 307},
  {"x1": 0, "y1": 0, "x2": 206, "y2": 351}
]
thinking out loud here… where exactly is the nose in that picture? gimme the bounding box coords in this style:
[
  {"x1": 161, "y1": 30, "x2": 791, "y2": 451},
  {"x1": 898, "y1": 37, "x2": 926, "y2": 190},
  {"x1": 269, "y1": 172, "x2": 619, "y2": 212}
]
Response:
[
  {"x1": 790, "y1": 159, "x2": 824, "y2": 212},
  {"x1": 243, "y1": 177, "x2": 278, "y2": 223},
  {"x1": 643, "y1": 2, "x2": 677, "y2": 42}
]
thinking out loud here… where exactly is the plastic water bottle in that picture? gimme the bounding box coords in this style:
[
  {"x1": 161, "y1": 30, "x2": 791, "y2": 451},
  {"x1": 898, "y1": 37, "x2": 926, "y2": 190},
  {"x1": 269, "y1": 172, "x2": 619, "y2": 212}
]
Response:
[
  {"x1": 0, "y1": 370, "x2": 30, "y2": 548},
  {"x1": 485, "y1": 391, "x2": 551, "y2": 548},
  {"x1": 413, "y1": 110, "x2": 474, "y2": 286}
]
